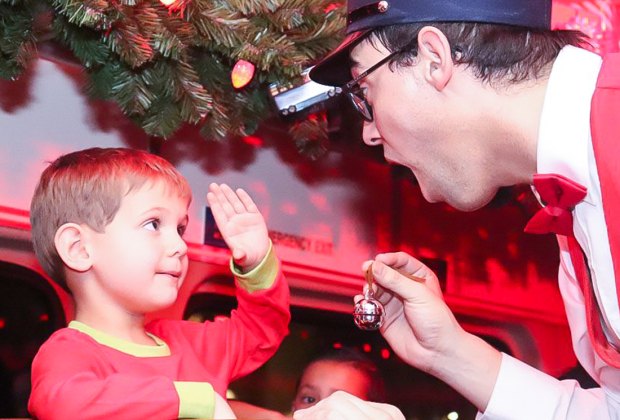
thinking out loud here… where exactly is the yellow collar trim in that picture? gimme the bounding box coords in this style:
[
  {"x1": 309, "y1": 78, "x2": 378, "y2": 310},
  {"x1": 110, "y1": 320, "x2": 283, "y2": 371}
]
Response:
[{"x1": 69, "y1": 320, "x2": 170, "y2": 357}]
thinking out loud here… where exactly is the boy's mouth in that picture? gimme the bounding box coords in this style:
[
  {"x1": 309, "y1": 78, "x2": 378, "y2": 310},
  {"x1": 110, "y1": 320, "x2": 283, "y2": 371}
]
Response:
[{"x1": 157, "y1": 271, "x2": 182, "y2": 280}]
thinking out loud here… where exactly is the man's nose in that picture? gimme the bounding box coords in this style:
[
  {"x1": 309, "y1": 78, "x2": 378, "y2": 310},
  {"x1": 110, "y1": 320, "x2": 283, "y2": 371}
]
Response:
[{"x1": 362, "y1": 120, "x2": 382, "y2": 146}]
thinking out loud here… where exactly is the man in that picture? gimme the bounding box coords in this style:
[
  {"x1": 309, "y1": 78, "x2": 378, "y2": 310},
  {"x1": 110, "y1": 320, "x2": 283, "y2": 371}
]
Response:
[{"x1": 295, "y1": 0, "x2": 620, "y2": 419}]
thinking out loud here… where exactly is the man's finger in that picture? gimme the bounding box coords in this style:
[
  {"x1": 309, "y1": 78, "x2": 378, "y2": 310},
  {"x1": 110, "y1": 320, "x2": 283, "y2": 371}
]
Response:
[{"x1": 371, "y1": 261, "x2": 427, "y2": 301}]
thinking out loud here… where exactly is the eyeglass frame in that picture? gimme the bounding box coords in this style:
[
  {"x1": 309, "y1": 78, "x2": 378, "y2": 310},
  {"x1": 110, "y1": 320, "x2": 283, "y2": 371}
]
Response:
[{"x1": 340, "y1": 48, "x2": 406, "y2": 122}]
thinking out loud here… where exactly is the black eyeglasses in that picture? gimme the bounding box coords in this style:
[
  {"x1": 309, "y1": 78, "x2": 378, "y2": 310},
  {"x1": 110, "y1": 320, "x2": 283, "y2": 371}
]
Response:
[{"x1": 342, "y1": 49, "x2": 404, "y2": 122}]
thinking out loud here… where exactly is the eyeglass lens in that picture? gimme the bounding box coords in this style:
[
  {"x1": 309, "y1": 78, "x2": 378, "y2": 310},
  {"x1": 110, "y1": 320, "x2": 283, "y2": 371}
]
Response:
[{"x1": 347, "y1": 90, "x2": 373, "y2": 122}]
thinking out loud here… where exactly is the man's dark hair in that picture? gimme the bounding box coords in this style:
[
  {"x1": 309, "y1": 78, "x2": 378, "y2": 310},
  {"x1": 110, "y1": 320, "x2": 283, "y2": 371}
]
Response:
[{"x1": 369, "y1": 23, "x2": 588, "y2": 85}]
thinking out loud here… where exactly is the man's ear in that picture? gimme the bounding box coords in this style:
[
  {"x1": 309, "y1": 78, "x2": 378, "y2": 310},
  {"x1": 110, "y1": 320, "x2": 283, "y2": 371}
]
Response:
[
  {"x1": 416, "y1": 26, "x2": 454, "y2": 91},
  {"x1": 54, "y1": 223, "x2": 93, "y2": 273}
]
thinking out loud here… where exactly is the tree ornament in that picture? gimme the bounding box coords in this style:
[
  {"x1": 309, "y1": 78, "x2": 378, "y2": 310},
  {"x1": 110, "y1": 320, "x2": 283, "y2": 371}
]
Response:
[
  {"x1": 231, "y1": 59, "x2": 256, "y2": 89},
  {"x1": 353, "y1": 264, "x2": 385, "y2": 331},
  {"x1": 354, "y1": 264, "x2": 428, "y2": 331}
]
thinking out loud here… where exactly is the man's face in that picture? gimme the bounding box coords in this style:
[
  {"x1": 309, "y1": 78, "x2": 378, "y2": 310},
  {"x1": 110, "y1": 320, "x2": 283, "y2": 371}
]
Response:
[
  {"x1": 85, "y1": 180, "x2": 190, "y2": 315},
  {"x1": 348, "y1": 35, "x2": 502, "y2": 211}
]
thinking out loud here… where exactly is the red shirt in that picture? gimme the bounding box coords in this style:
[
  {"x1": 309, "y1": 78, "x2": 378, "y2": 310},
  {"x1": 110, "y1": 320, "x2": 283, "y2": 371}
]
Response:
[{"x1": 28, "y1": 268, "x2": 289, "y2": 419}]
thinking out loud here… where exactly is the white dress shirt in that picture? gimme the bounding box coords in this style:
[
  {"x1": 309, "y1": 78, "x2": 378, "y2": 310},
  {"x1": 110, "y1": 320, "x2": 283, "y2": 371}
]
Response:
[{"x1": 479, "y1": 46, "x2": 620, "y2": 420}]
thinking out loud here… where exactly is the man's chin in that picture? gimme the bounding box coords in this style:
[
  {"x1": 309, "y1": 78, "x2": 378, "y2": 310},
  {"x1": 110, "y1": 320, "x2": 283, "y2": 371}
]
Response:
[
  {"x1": 419, "y1": 185, "x2": 494, "y2": 212},
  {"x1": 450, "y1": 200, "x2": 487, "y2": 212},
  {"x1": 418, "y1": 184, "x2": 442, "y2": 205},
  {"x1": 448, "y1": 192, "x2": 497, "y2": 212}
]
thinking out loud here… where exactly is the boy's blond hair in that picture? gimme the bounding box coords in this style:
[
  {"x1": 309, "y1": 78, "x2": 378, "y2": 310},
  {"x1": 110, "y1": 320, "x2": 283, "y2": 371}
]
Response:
[{"x1": 30, "y1": 147, "x2": 192, "y2": 292}]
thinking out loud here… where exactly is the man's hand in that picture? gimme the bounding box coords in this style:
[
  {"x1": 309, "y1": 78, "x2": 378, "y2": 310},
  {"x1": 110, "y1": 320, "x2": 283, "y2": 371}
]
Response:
[
  {"x1": 359, "y1": 252, "x2": 461, "y2": 373},
  {"x1": 207, "y1": 183, "x2": 269, "y2": 271},
  {"x1": 361, "y1": 252, "x2": 501, "y2": 411}
]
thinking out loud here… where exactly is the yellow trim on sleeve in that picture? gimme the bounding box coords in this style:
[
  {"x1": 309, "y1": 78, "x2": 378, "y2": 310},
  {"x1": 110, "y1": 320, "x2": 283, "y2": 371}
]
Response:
[
  {"x1": 174, "y1": 381, "x2": 215, "y2": 419},
  {"x1": 230, "y1": 241, "x2": 279, "y2": 293}
]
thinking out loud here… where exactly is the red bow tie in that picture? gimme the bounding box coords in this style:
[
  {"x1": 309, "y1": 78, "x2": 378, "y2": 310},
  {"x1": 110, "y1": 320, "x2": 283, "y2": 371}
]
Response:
[{"x1": 524, "y1": 173, "x2": 587, "y2": 236}]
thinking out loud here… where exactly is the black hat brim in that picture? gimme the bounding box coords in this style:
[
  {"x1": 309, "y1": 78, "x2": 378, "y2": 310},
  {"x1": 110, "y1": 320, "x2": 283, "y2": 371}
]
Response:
[{"x1": 309, "y1": 30, "x2": 372, "y2": 87}]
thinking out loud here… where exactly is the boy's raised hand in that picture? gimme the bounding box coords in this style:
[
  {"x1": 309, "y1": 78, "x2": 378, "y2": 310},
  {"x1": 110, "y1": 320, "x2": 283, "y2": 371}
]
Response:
[{"x1": 207, "y1": 183, "x2": 270, "y2": 271}]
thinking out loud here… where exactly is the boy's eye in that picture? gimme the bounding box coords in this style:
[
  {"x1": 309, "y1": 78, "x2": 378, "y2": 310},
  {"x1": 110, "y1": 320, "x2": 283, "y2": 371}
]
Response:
[
  {"x1": 301, "y1": 396, "x2": 316, "y2": 405},
  {"x1": 145, "y1": 219, "x2": 160, "y2": 231},
  {"x1": 177, "y1": 224, "x2": 187, "y2": 236}
]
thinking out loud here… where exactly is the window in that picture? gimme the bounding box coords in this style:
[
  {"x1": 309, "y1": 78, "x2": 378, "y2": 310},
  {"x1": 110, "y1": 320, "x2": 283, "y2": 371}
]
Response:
[{"x1": 184, "y1": 293, "x2": 510, "y2": 419}]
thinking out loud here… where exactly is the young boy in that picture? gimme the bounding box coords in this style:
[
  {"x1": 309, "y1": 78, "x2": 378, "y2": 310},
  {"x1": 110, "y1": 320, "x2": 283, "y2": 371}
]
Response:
[{"x1": 27, "y1": 147, "x2": 290, "y2": 419}]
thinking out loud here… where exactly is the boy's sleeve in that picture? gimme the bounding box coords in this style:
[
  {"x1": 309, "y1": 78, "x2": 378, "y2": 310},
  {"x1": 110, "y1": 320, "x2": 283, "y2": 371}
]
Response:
[
  {"x1": 231, "y1": 241, "x2": 279, "y2": 292},
  {"x1": 163, "y1": 243, "x2": 290, "y2": 392},
  {"x1": 28, "y1": 332, "x2": 215, "y2": 420},
  {"x1": 174, "y1": 382, "x2": 215, "y2": 419},
  {"x1": 227, "y1": 243, "x2": 291, "y2": 380}
]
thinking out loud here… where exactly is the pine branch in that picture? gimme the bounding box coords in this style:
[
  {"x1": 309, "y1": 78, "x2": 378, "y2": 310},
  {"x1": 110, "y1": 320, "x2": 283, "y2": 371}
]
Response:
[
  {"x1": 141, "y1": 96, "x2": 183, "y2": 137},
  {"x1": 1, "y1": 0, "x2": 348, "y2": 157},
  {"x1": 165, "y1": 59, "x2": 211, "y2": 123},
  {"x1": 289, "y1": 111, "x2": 329, "y2": 160},
  {"x1": 0, "y1": 2, "x2": 38, "y2": 79},
  {"x1": 53, "y1": 15, "x2": 110, "y2": 67},
  {"x1": 200, "y1": 97, "x2": 233, "y2": 141},
  {"x1": 151, "y1": 7, "x2": 194, "y2": 59},
  {"x1": 107, "y1": 60, "x2": 154, "y2": 115},
  {"x1": 51, "y1": 0, "x2": 112, "y2": 29},
  {"x1": 186, "y1": 0, "x2": 245, "y2": 50},
  {"x1": 104, "y1": 16, "x2": 154, "y2": 67}
]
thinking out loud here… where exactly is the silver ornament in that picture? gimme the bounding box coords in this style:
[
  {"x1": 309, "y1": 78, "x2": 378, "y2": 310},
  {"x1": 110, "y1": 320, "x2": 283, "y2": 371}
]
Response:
[{"x1": 353, "y1": 265, "x2": 385, "y2": 331}]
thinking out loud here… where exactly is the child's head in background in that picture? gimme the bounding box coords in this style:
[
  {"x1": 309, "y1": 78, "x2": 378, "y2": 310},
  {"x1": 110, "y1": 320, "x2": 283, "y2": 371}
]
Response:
[{"x1": 292, "y1": 346, "x2": 386, "y2": 412}]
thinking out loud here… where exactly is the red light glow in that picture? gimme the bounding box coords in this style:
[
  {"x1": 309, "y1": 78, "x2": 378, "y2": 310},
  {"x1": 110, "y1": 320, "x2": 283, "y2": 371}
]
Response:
[
  {"x1": 324, "y1": 3, "x2": 341, "y2": 13},
  {"x1": 309, "y1": 193, "x2": 329, "y2": 211},
  {"x1": 243, "y1": 135, "x2": 263, "y2": 147},
  {"x1": 381, "y1": 348, "x2": 390, "y2": 359},
  {"x1": 281, "y1": 201, "x2": 298, "y2": 215}
]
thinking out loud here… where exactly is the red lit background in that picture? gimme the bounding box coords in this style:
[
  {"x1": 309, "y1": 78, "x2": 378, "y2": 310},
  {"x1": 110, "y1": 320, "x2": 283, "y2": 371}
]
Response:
[
  {"x1": 0, "y1": 1, "x2": 619, "y2": 418},
  {"x1": 553, "y1": 0, "x2": 620, "y2": 54}
]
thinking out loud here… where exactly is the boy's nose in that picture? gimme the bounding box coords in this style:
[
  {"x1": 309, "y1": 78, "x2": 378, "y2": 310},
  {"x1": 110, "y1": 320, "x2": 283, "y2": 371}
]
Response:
[{"x1": 169, "y1": 232, "x2": 188, "y2": 257}]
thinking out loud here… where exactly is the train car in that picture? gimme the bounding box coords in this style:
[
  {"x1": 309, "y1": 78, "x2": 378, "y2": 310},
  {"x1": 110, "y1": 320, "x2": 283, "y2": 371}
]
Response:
[{"x1": 0, "y1": 54, "x2": 582, "y2": 419}]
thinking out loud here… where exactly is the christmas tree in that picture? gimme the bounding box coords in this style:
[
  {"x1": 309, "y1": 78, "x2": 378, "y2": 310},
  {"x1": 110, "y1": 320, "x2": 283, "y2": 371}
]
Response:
[{"x1": 0, "y1": 0, "x2": 345, "y2": 156}]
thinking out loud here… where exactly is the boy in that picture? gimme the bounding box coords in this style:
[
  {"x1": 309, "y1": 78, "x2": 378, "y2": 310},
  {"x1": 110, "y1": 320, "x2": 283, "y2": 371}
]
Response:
[{"x1": 28, "y1": 147, "x2": 290, "y2": 419}]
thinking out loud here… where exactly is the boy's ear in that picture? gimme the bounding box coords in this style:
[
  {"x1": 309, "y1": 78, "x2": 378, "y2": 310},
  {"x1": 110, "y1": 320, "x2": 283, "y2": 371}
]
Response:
[
  {"x1": 54, "y1": 223, "x2": 93, "y2": 273},
  {"x1": 416, "y1": 26, "x2": 454, "y2": 91}
]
